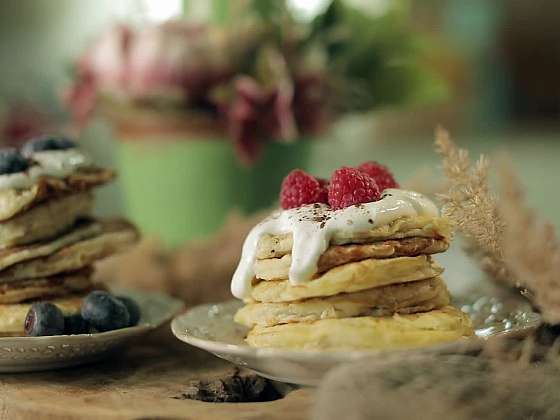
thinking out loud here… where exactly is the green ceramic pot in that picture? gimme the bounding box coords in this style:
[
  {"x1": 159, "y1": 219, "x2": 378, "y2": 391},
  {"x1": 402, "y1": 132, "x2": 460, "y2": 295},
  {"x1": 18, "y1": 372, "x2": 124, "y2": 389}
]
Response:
[{"x1": 117, "y1": 137, "x2": 312, "y2": 248}]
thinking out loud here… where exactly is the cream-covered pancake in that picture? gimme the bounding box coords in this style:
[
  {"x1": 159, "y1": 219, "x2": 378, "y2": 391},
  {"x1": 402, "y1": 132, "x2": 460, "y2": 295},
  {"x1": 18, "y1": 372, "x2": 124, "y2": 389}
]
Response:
[
  {"x1": 0, "y1": 192, "x2": 93, "y2": 249},
  {"x1": 245, "y1": 306, "x2": 474, "y2": 350},
  {"x1": 251, "y1": 255, "x2": 443, "y2": 303},
  {"x1": 0, "y1": 167, "x2": 114, "y2": 221},
  {"x1": 0, "y1": 219, "x2": 138, "y2": 282},
  {"x1": 233, "y1": 191, "x2": 450, "y2": 300},
  {"x1": 254, "y1": 237, "x2": 449, "y2": 281},
  {"x1": 236, "y1": 277, "x2": 449, "y2": 328},
  {"x1": 255, "y1": 216, "x2": 451, "y2": 260},
  {"x1": 0, "y1": 295, "x2": 84, "y2": 336},
  {"x1": 0, "y1": 271, "x2": 94, "y2": 304}
]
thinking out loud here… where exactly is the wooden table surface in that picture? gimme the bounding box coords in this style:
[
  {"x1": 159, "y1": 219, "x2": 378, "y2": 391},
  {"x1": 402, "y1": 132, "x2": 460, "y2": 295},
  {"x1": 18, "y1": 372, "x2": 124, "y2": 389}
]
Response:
[{"x1": 0, "y1": 326, "x2": 313, "y2": 420}]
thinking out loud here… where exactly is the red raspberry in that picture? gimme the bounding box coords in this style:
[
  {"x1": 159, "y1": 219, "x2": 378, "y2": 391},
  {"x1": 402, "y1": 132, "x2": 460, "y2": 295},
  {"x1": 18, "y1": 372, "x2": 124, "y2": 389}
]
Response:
[
  {"x1": 357, "y1": 161, "x2": 399, "y2": 192},
  {"x1": 280, "y1": 169, "x2": 328, "y2": 209},
  {"x1": 328, "y1": 167, "x2": 381, "y2": 209}
]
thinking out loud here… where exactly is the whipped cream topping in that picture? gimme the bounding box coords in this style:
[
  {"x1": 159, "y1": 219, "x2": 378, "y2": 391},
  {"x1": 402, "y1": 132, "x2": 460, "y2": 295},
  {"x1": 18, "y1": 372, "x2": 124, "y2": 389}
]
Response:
[
  {"x1": 0, "y1": 149, "x2": 93, "y2": 190},
  {"x1": 231, "y1": 189, "x2": 439, "y2": 299}
]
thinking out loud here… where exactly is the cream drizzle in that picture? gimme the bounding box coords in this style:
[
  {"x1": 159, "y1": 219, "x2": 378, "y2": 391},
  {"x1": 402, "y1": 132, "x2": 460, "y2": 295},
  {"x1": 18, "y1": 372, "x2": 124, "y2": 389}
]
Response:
[
  {"x1": 0, "y1": 149, "x2": 93, "y2": 190},
  {"x1": 231, "y1": 189, "x2": 439, "y2": 299}
]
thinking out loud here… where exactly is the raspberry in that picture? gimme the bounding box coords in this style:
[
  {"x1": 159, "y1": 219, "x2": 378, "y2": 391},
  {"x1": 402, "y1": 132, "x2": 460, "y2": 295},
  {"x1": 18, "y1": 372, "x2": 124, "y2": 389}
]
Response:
[
  {"x1": 328, "y1": 167, "x2": 381, "y2": 209},
  {"x1": 357, "y1": 161, "x2": 399, "y2": 192},
  {"x1": 280, "y1": 169, "x2": 328, "y2": 209}
]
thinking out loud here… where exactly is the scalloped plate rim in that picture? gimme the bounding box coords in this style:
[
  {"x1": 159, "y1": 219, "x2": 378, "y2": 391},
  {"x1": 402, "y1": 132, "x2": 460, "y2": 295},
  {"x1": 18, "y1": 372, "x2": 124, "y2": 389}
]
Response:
[
  {"x1": 0, "y1": 290, "x2": 184, "y2": 372},
  {"x1": 171, "y1": 299, "x2": 541, "y2": 383}
]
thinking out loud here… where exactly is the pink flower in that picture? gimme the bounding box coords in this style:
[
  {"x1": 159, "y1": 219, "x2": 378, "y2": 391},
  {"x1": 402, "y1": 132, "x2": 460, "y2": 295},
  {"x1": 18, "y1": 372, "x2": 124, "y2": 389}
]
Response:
[
  {"x1": 64, "y1": 24, "x2": 131, "y2": 124},
  {"x1": 65, "y1": 21, "x2": 232, "y2": 124},
  {"x1": 127, "y1": 21, "x2": 230, "y2": 102},
  {"x1": 82, "y1": 24, "x2": 131, "y2": 94},
  {"x1": 226, "y1": 76, "x2": 298, "y2": 164},
  {"x1": 293, "y1": 73, "x2": 329, "y2": 134}
]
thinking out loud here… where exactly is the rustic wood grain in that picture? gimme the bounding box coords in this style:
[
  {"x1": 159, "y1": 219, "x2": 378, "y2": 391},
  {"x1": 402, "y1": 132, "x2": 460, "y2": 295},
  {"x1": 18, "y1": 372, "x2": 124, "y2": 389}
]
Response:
[{"x1": 0, "y1": 325, "x2": 313, "y2": 420}]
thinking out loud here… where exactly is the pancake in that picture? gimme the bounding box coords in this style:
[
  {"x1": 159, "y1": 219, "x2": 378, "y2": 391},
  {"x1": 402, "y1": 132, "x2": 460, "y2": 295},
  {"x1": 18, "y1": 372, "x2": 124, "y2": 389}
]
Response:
[
  {"x1": 0, "y1": 219, "x2": 138, "y2": 282},
  {"x1": 245, "y1": 306, "x2": 474, "y2": 350},
  {"x1": 236, "y1": 277, "x2": 450, "y2": 328},
  {"x1": 0, "y1": 167, "x2": 114, "y2": 221},
  {"x1": 0, "y1": 270, "x2": 94, "y2": 304},
  {"x1": 0, "y1": 192, "x2": 93, "y2": 249},
  {"x1": 254, "y1": 237, "x2": 449, "y2": 281},
  {"x1": 256, "y1": 216, "x2": 452, "y2": 260},
  {"x1": 250, "y1": 255, "x2": 443, "y2": 303},
  {"x1": 0, "y1": 220, "x2": 102, "y2": 272},
  {"x1": 0, "y1": 295, "x2": 84, "y2": 337}
]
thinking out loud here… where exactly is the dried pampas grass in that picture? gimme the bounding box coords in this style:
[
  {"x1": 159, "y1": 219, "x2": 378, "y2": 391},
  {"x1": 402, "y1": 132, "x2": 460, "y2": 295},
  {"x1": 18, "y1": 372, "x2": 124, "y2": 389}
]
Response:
[
  {"x1": 434, "y1": 126, "x2": 560, "y2": 324},
  {"x1": 499, "y1": 163, "x2": 560, "y2": 324},
  {"x1": 434, "y1": 126, "x2": 508, "y2": 282}
]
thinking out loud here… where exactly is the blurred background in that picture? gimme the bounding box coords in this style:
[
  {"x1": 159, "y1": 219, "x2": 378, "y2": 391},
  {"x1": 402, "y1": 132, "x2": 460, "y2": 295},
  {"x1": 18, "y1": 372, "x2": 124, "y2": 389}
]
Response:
[{"x1": 0, "y1": 0, "x2": 559, "y2": 252}]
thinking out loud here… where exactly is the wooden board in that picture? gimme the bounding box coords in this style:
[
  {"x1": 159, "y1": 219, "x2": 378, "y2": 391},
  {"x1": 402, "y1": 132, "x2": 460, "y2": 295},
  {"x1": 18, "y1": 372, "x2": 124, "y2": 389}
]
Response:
[{"x1": 0, "y1": 325, "x2": 313, "y2": 419}]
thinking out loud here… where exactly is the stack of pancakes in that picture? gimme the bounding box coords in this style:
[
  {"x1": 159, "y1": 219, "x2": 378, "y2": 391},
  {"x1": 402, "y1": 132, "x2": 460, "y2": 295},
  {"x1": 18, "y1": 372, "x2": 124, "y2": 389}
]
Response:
[
  {"x1": 235, "y1": 216, "x2": 474, "y2": 350},
  {"x1": 0, "y1": 166, "x2": 138, "y2": 336}
]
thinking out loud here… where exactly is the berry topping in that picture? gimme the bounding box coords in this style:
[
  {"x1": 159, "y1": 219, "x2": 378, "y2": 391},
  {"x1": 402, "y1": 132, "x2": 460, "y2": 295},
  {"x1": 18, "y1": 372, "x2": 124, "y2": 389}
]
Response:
[
  {"x1": 0, "y1": 149, "x2": 29, "y2": 175},
  {"x1": 24, "y1": 302, "x2": 65, "y2": 337},
  {"x1": 328, "y1": 167, "x2": 381, "y2": 209},
  {"x1": 116, "y1": 296, "x2": 141, "y2": 327},
  {"x1": 64, "y1": 314, "x2": 90, "y2": 335},
  {"x1": 22, "y1": 135, "x2": 77, "y2": 156},
  {"x1": 280, "y1": 169, "x2": 328, "y2": 209},
  {"x1": 357, "y1": 161, "x2": 399, "y2": 192},
  {"x1": 81, "y1": 291, "x2": 130, "y2": 332}
]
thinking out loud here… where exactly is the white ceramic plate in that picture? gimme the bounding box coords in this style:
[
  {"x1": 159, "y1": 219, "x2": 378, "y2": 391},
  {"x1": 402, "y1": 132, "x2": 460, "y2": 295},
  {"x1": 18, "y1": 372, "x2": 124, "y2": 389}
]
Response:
[
  {"x1": 172, "y1": 295, "x2": 541, "y2": 386},
  {"x1": 0, "y1": 290, "x2": 183, "y2": 373}
]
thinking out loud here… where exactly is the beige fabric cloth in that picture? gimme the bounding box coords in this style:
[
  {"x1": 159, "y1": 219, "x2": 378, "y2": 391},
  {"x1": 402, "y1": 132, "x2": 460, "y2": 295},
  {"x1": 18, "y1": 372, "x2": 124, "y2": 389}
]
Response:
[{"x1": 312, "y1": 352, "x2": 560, "y2": 420}]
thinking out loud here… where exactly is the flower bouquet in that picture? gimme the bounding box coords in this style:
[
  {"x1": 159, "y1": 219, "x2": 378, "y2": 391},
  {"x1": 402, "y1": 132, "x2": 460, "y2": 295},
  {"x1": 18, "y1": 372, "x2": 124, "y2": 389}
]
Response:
[{"x1": 65, "y1": 0, "x2": 445, "y2": 246}]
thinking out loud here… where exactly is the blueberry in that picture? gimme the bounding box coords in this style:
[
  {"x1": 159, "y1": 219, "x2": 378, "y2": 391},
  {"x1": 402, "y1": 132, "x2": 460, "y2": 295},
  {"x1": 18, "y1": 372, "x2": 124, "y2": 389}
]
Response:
[
  {"x1": 81, "y1": 291, "x2": 130, "y2": 332},
  {"x1": 116, "y1": 296, "x2": 141, "y2": 327},
  {"x1": 0, "y1": 149, "x2": 29, "y2": 175},
  {"x1": 64, "y1": 314, "x2": 90, "y2": 335},
  {"x1": 22, "y1": 135, "x2": 77, "y2": 156},
  {"x1": 24, "y1": 302, "x2": 65, "y2": 337}
]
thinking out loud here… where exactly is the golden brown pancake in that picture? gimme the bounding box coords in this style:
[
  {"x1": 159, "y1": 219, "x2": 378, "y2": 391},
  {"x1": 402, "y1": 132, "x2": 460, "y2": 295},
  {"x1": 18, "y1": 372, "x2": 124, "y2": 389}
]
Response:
[
  {"x1": 256, "y1": 216, "x2": 452, "y2": 259},
  {"x1": 0, "y1": 270, "x2": 95, "y2": 304},
  {"x1": 235, "y1": 277, "x2": 450, "y2": 328},
  {"x1": 0, "y1": 192, "x2": 93, "y2": 249},
  {"x1": 0, "y1": 219, "x2": 139, "y2": 282},
  {"x1": 245, "y1": 306, "x2": 474, "y2": 350},
  {"x1": 0, "y1": 220, "x2": 138, "y2": 284},
  {"x1": 0, "y1": 295, "x2": 84, "y2": 336},
  {"x1": 254, "y1": 237, "x2": 449, "y2": 281},
  {"x1": 250, "y1": 255, "x2": 443, "y2": 303},
  {"x1": 0, "y1": 167, "x2": 114, "y2": 221}
]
